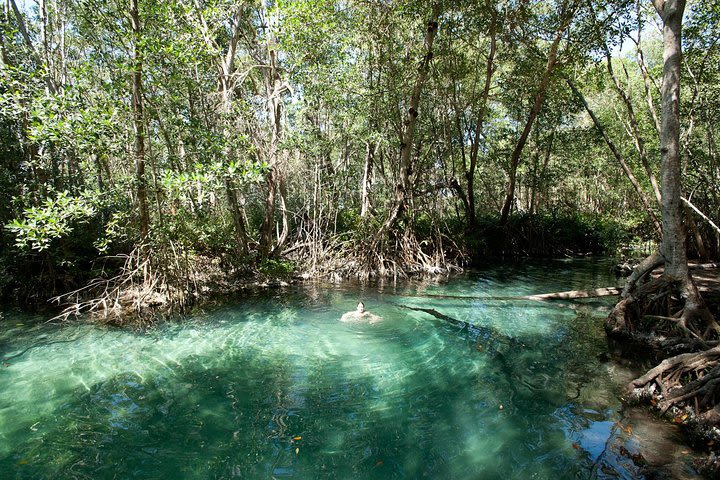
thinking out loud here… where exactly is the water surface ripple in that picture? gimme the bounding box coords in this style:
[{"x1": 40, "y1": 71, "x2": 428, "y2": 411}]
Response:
[{"x1": 0, "y1": 259, "x2": 675, "y2": 478}]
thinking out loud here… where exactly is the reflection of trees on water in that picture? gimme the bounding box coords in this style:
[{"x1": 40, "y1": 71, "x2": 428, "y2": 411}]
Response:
[{"x1": 0, "y1": 262, "x2": 623, "y2": 479}]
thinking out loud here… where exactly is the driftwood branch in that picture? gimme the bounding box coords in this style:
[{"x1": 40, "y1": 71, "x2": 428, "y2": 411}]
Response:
[{"x1": 523, "y1": 287, "x2": 621, "y2": 300}]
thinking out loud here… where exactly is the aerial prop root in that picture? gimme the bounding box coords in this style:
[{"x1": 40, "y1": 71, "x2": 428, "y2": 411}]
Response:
[
  {"x1": 608, "y1": 254, "x2": 718, "y2": 341},
  {"x1": 354, "y1": 228, "x2": 461, "y2": 278},
  {"x1": 49, "y1": 242, "x2": 196, "y2": 324},
  {"x1": 611, "y1": 252, "x2": 720, "y2": 429},
  {"x1": 628, "y1": 345, "x2": 720, "y2": 417}
]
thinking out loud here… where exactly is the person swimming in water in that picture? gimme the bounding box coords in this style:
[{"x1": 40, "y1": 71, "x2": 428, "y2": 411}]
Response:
[{"x1": 340, "y1": 301, "x2": 381, "y2": 324}]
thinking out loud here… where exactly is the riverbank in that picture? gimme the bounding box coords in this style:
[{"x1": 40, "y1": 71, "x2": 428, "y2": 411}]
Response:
[{"x1": 605, "y1": 262, "x2": 720, "y2": 479}]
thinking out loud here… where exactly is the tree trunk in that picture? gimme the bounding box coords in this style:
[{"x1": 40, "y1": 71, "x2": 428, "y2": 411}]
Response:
[
  {"x1": 9, "y1": 0, "x2": 55, "y2": 93},
  {"x1": 685, "y1": 203, "x2": 708, "y2": 260},
  {"x1": 655, "y1": 0, "x2": 687, "y2": 279},
  {"x1": 130, "y1": 0, "x2": 150, "y2": 240},
  {"x1": 566, "y1": 79, "x2": 662, "y2": 235},
  {"x1": 194, "y1": 5, "x2": 249, "y2": 255},
  {"x1": 360, "y1": 142, "x2": 375, "y2": 217},
  {"x1": 465, "y1": 2, "x2": 497, "y2": 228},
  {"x1": 499, "y1": 3, "x2": 576, "y2": 225},
  {"x1": 374, "y1": 3, "x2": 440, "y2": 242},
  {"x1": 606, "y1": 0, "x2": 719, "y2": 340},
  {"x1": 603, "y1": 44, "x2": 662, "y2": 206},
  {"x1": 259, "y1": 172, "x2": 277, "y2": 256},
  {"x1": 39, "y1": 0, "x2": 52, "y2": 91},
  {"x1": 225, "y1": 179, "x2": 249, "y2": 256},
  {"x1": 636, "y1": 0, "x2": 662, "y2": 136},
  {"x1": 258, "y1": 8, "x2": 288, "y2": 256},
  {"x1": 0, "y1": 8, "x2": 9, "y2": 68}
]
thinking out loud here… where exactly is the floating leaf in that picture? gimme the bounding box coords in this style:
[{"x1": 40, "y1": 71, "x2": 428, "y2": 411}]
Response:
[
  {"x1": 295, "y1": 448, "x2": 299, "y2": 455},
  {"x1": 674, "y1": 414, "x2": 689, "y2": 424},
  {"x1": 293, "y1": 436, "x2": 302, "y2": 441}
]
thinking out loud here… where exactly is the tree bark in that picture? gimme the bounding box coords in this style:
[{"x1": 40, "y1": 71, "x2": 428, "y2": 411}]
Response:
[
  {"x1": 374, "y1": 3, "x2": 440, "y2": 243},
  {"x1": 653, "y1": 0, "x2": 687, "y2": 279},
  {"x1": 130, "y1": 0, "x2": 150, "y2": 240},
  {"x1": 566, "y1": 79, "x2": 662, "y2": 234},
  {"x1": 499, "y1": 2, "x2": 576, "y2": 225}
]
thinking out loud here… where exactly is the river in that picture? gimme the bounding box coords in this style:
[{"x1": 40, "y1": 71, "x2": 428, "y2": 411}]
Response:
[{"x1": 0, "y1": 258, "x2": 700, "y2": 478}]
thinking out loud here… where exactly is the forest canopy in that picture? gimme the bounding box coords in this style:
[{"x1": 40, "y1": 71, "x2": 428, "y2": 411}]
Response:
[{"x1": 0, "y1": 0, "x2": 718, "y2": 309}]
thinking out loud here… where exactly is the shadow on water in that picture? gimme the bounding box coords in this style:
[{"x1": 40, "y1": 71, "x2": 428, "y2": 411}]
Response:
[{"x1": 0, "y1": 258, "x2": 698, "y2": 479}]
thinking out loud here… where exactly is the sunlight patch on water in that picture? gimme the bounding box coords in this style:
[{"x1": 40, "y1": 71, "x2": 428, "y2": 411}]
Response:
[{"x1": 1, "y1": 259, "x2": 669, "y2": 479}]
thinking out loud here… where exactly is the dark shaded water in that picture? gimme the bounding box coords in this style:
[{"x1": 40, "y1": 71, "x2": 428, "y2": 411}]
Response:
[{"x1": 0, "y1": 259, "x2": 698, "y2": 478}]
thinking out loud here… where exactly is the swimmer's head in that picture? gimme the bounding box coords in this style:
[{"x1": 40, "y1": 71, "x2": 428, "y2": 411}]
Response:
[{"x1": 356, "y1": 302, "x2": 365, "y2": 313}]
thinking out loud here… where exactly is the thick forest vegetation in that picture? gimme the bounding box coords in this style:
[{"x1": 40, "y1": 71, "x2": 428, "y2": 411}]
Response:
[
  {"x1": 1, "y1": 0, "x2": 718, "y2": 310},
  {"x1": 0, "y1": 0, "x2": 714, "y2": 308},
  {"x1": 2, "y1": 0, "x2": 720, "y2": 473}
]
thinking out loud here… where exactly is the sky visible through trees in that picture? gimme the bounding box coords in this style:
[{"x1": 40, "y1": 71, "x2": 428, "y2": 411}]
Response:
[{"x1": 0, "y1": 0, "x2": 718, "y2": 298}]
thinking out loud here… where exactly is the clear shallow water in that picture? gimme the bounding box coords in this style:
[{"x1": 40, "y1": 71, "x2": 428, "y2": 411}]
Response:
[{"x1": 0, "y1": 259, "x2": 671, "y2": 479}]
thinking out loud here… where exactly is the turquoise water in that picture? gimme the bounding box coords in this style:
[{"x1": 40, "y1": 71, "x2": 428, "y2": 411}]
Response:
[{"x1": 0, "y1": 259, "x2": 645, "y2": 478}]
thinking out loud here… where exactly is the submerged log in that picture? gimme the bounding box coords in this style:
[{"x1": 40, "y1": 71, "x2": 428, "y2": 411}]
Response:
[
  {"x1": 397, "y1": 304, "x2": 521, "y2": 349},
  {"x1": 398, "y1": 304, "x2": 550, "y2": 396},
  {"x1": 397, "y1": 304, "x2": 470, "y2": 329}
]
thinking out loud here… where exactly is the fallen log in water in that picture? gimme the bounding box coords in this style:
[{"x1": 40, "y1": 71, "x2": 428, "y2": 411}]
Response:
[
  {"x1": 390, "y1": 287, "x2": 622, "y2": 302},
  {"x1": 521, "y1": 287, "x2": 622, "y2": 300},
  {"x1": 397, "y1": 304, "x2": 470, "y2": 329}
]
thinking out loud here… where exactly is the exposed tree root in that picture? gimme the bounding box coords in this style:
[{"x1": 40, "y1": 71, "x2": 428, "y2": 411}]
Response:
[
  {"x1": 358, "y1": 227, "x2": 464, "y2": 279},
  {"x1": 284, "y1": 220, "x2": 465, "y2": 281},
  {"x1": 48, "y1": 243, "x2": 231, "y2": 326},
  {"x1": 607, "y1": 259, "x2": 717, "y2": 345},
  {"x1": 610, "y1": 254, "x2": 720, "y2": 477}
]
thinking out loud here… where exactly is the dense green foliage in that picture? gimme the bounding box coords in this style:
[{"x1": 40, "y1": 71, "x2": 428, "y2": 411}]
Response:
[{"x1": 0, "y1": 0, "x2": 718, "y2": 303}]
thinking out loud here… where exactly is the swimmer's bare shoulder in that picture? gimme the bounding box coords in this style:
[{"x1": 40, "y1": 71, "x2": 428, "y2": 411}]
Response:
[
  {"x1": 340, "y1": 301, "x2": 382, "y2": 323},
  {"x1": 340, "y1": 311, "x2": 358, "y2": 322}
]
